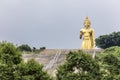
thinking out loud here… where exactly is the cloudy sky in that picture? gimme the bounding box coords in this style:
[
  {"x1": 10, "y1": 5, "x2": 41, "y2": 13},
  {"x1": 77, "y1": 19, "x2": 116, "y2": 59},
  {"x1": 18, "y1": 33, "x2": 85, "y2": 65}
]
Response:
[{"x1": 0, "y1": 0, "x2": 120, "y2": 49}]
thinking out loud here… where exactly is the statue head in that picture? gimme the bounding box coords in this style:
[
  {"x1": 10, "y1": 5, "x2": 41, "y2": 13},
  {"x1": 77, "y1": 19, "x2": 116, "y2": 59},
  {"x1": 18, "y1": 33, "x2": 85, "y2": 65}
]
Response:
[{"x1": 84, "y1": 16, "x2": 91, "y2": 28}]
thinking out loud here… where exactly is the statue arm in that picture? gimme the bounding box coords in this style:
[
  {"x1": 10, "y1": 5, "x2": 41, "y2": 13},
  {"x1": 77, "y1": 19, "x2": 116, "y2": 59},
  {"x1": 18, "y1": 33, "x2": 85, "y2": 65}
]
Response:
[
  {"x1": 91, "y1": 29, "x2": 95, "y2": 48},
  {"x1": 80, "y1": 30, "x2": 83, "y2": 39}
]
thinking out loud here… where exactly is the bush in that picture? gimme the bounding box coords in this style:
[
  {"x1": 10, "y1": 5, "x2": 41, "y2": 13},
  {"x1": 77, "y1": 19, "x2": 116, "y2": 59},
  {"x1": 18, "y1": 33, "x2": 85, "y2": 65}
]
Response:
[
  {"x1": 17, "y1": 44, "x2": 32, "y2": 52},
  {"x1": 57, "y1": 48, "x2": 120, "y2": 80},
  {"x1": 40, "y1": 47, "x2": 46, "y2": 50},
  {"x1": 96, "y1": 46, "x2": 120, "y2": 79},
  {"x1": 0, "y1": 41, "x2": 22, "y2": 65},
  {"x1": 56, "y1": 50, "x2": 101, "y2": 80},
  {"x1": 0, "y1": 42, "x2": 52, "y2": 80},
  {"x1": 0, "y1": 41, "x2": 22, "y2": 79},
  {"x1": 14, "y1": 59, "x2": 52, "y2": 80}
]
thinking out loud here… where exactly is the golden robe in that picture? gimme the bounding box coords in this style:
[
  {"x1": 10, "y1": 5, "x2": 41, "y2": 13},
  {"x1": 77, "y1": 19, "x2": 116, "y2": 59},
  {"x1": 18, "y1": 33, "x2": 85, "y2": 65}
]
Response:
[{"x1": 80, "y1": 28, "x2": 95, "y2": 49}]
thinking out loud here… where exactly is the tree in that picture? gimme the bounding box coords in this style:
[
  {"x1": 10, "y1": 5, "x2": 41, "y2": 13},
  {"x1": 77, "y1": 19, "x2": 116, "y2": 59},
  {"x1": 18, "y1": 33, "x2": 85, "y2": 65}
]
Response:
[
  {"x1": 33, "y1": 47, "x2": 36, "y2": 52},
  {"x1": 14, "y1": 59, "x2": 52, "y2": 80},
  {"x1": 56, "y1": 50, "x2": 101, "y2": 80},
  {"x1": 95, "y1": 32, "x2": 120, "y2": 49},
  {"x1": 17, "y1": 44, "x2": 32, "y2": 52},
  {"x1": 40, "y1": 47, "x2": 46, "y2": 50},
  {"x1": 0, "y1": 41, "x2": 22, "y2": 79},
  {"x1": 56, "y1": 47, "x2": 120, "y2": 80},
  {"x1": 0, "y1": 42, "x2": 52, "y2": 80},
  {"x1": 96, "y1": 46, "x2": 120, "y2": 79}
]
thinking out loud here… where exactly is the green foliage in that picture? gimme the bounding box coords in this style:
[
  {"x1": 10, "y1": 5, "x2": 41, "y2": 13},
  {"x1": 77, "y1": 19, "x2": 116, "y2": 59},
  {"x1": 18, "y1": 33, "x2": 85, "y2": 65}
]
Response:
[
  {"x1": 95, "y1": 31, "x2": 120, "y2": 49},
  {"x1": 103, "y1": 46, "x2": 120, "y2": 54},
  {"x1": 0, "y1": 42, "x2": 52, "y2": 80},
  {"x1": 14, "y1": 59, "x2": 52, "y2": 80},
  {"x1": 56, "y1": 50, "x2": 101, "y2": 80},
  {"x1": 57, "y1": 47, "x2": 120, "y2": 80},
  {"x1": 17, "y1": 44, "x2": 32, "y2": 52},
  {"x1": 0, "y1": 41, "x2": 22, "y2": 79},
  {"x1": 40, "y1": 47, "x2": 46, "y2": 50},
  {"x1": 96, "y1": 46, "x2": 120, "y2": 79},
  {"x1": 0, "y1": 41, "x2": 22, "y2": 65}
]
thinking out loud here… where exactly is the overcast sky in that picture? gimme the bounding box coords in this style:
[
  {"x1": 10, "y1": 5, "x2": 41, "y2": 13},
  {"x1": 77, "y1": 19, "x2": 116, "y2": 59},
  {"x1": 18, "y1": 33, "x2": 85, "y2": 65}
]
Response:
[{"x1": 0, "y1": 0, "x2": 120, "y2": 49}]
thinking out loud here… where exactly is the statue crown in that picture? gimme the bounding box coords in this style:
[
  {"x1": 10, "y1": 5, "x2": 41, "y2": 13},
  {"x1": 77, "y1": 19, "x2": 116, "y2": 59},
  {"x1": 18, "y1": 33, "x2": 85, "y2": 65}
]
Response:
[
  {"x1": 86, "y1": 16, "x2": 89, "y2": 19},
  {"x1": 84, "y1": 16, "x2": 91, "y2": 25}
]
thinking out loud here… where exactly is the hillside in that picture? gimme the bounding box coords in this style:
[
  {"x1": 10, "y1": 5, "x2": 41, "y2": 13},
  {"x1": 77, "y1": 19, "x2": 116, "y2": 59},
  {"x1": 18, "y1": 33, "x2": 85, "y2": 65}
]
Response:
[{"x1": 22, "y1": 49, "x2": 102, "y2": 76}]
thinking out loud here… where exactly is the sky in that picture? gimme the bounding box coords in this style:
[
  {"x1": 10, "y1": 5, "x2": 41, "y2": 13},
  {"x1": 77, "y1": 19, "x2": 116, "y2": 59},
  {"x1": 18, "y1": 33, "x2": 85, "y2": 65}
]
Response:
[{"x1": 0, "y1": 0, "x2": 120, "y2": 49}]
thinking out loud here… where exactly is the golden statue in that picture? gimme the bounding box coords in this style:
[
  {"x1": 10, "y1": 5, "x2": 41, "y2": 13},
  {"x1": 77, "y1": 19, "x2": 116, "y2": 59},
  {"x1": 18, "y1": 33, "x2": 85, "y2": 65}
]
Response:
[{"x1": 80, "y1": 17, "x2": 95, "y2": 49}]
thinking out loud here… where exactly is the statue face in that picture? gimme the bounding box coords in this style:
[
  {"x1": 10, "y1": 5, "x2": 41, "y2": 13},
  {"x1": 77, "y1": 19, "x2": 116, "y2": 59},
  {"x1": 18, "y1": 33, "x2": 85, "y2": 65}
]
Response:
[{"x1": 84, "y1": 21, "x2": 90, "y2": 28}]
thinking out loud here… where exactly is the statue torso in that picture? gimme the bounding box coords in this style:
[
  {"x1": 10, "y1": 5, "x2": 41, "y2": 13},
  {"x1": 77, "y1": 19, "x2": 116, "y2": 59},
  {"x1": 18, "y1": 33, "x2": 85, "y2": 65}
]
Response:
[{"x1": 81, "y1": 28, "x2": 93, "y2": 40}]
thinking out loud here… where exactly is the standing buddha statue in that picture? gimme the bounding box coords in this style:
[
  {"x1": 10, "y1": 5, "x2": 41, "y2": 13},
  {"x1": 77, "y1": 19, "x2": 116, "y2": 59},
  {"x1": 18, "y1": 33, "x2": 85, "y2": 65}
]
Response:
[{"x1": 80, "y1": 17, "x2": 95, "y2": 49}]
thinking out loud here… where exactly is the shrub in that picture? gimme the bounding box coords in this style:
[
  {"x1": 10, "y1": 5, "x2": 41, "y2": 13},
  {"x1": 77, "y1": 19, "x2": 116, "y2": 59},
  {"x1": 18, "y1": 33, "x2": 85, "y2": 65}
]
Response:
[
  {"x1": 56, "y1": 50, "x2": 101, "y2": 80},
  {"x1": 17, "y1": 44, "x2": 32, "y2": 52}
]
